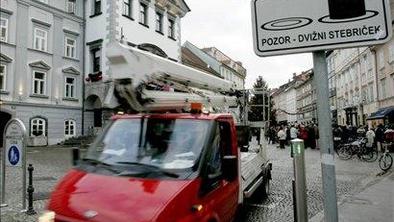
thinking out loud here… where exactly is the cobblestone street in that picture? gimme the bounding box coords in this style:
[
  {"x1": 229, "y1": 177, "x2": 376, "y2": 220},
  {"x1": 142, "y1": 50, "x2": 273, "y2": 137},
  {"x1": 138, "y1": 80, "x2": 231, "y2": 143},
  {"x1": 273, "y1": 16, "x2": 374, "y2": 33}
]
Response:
[
  {"x1": 237, "y1": 143, "x2": 392, "y2": 222},
  {"x1": 0, "y1": 143, "x2": 392, "y2": 222}
]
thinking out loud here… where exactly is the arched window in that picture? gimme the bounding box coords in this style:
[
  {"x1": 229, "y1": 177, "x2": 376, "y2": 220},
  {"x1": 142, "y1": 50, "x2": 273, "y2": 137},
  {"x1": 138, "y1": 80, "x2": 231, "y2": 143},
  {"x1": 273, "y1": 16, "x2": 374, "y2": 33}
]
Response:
[
  {"x1": 65, "y1": 119, "x2": 76, "y2": 137},
  {"x1": 30, "y1": 117, "x2": 46, "y2": 136}
]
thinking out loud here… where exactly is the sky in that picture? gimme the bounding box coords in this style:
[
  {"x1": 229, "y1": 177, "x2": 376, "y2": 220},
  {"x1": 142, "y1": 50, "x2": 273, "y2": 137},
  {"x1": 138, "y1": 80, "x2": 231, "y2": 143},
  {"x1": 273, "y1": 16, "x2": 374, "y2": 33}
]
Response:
[{"x1": 181, "y1": 0, "x2": 314, "y2": 89}]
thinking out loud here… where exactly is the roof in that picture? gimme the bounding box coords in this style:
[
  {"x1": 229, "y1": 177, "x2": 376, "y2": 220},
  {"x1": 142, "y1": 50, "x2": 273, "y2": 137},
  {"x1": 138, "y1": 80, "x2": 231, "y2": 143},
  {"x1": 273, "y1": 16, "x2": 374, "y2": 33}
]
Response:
[
  {"x1": 182, "y1": 41, "x2": 222, "y2": 74},
  {"x1": 202, "y1": 47, "x2": 247, "y2": 76},
  {"x1": 181, "y1": 47, "x2": 221, "y2": 77},
  {"x1": 366, "y1": 106, "x2": 394, "y2": 120}
]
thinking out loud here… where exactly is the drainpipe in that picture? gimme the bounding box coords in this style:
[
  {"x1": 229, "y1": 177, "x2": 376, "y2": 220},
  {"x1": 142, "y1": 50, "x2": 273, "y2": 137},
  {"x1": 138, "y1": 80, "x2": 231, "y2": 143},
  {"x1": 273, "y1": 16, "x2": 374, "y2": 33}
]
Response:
[
  {"x1": 370, "y1": 47, "x2": 380, "y2": 112},
  {"x1": 81, "y1": 0, "x2": 86, "y2": 136}
]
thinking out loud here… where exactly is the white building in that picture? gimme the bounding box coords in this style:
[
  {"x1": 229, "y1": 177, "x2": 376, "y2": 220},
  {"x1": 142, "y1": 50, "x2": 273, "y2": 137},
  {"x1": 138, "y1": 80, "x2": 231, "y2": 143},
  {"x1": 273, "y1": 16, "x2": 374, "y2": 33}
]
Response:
[
  {"x1": 272, "y1": 72, "x2": 310, "y2": 125},
  {"x1": 330, "y1": 47, "x2": 379, "y2": 126},
  {"x1": 202, "y1": 47, "x2": 246, "y2": 89},
  {"x1": 84, "y1": 0, "x2": 190, "y2": 132},
  {"x1": 0, "y1": 0, "x2": 84, "y2": 146}
]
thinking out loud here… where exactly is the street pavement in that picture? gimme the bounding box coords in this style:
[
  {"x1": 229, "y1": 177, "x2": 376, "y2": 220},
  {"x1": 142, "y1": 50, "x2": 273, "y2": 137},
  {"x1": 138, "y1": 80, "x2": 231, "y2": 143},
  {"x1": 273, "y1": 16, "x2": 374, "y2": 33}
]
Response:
[
  {"x1": 0, "y1": 143, "x2": 392, "y2": 222},
  {"x1": 237, "y1": 143, "x2": 393, "y2": 222}
]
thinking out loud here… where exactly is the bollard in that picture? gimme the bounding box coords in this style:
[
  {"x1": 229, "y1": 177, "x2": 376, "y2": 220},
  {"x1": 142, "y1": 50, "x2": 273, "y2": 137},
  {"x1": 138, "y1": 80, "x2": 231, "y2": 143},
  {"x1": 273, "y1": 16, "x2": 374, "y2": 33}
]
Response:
[
  {"x1": 26, "y1": 164, "x2": 36, "y2": 215},
  {"x1": 72, "y1": 147, "x2": 80, "y2": 166},
  {"x1": 291, "y1": 139, "x2": 308, "y2": 222}
]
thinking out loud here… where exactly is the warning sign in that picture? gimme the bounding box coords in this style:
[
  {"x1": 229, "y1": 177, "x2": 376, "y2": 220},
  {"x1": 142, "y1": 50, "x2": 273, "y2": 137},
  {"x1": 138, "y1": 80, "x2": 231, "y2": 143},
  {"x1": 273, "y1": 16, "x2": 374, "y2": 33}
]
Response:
[{"x1": 251, "y1": 0, "x2": 392, "y2": 56}]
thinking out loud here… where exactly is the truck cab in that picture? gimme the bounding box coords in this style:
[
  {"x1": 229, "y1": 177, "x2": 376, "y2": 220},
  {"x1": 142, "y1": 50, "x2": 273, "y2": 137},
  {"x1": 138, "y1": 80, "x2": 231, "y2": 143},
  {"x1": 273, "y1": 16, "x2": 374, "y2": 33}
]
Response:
[{"x1": 43, "y1": 113, "x2": 245, "y2": 222}]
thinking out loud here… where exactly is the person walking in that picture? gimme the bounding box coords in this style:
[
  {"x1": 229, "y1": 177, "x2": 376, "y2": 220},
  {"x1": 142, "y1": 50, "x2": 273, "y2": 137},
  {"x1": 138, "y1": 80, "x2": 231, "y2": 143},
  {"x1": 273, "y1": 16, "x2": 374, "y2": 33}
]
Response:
[
  {"x1": 375, "y1": 124, "x2": 385, "y2": 152},
  {"x1": 314, "y1": 123, "x2": 319, "y2": 149},
  {"x1": 286, "y1": 125, "x2": 291, "y2": 146},
  {"x1": 290, "y1": 125, "x2": 298, "y2": 140},
  {"x1": 308, "y1": 123, "x2": 316, "y2": 149},
  {"x1": 365, "y1": 128, "x2": 375, "y2": 151},
  {"x1": 298, "y1": 125, "x2": 309, "y2": 148},
  {"x1": 333, "y1": 124, "x2": 342, "y2": 151},
  {"x1": 278, "y1": 127, "x2": 286, "y2": 149}
]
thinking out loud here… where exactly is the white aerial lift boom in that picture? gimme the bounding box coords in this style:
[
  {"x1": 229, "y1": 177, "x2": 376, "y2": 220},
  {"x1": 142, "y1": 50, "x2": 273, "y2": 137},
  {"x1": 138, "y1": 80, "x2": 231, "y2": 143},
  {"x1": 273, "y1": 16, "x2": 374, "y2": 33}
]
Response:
[{"x1": 105, "y1": 41, "x2": 271, "y2": 202}]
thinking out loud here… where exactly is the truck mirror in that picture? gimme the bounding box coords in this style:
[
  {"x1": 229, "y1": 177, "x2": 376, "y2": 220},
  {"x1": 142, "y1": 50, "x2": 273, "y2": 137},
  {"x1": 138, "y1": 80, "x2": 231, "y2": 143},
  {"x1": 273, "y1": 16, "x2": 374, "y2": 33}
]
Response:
[
  {"x1": 222, "y1": 155, "x2": 238, "y2": 181},
  {"x1": 72, "y1": 147, "x2": 80, "y2": 166}
]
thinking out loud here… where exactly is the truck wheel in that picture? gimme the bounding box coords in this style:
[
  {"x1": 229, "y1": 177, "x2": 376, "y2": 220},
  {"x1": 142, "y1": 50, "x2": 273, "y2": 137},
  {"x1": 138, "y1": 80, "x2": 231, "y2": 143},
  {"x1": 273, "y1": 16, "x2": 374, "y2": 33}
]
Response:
[{"x1": 262, "y1": 178, "x2": 270, "y2": 198}]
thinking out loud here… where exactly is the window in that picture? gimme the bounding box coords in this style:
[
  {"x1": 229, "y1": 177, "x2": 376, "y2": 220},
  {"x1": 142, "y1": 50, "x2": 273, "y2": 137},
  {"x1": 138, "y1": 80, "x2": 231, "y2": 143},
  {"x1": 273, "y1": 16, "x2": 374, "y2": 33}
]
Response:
[
  {"x1": 33, "y1": 71, "x2": 46, "y2": 95},
  {"x1": 139, "y1": 3, "x2": 148, "y2": 25},
  {"x1": 65, "y1": 37, "x2": 76, "y2": 58},
  {"x1": 91, "y1": 48, "x2": 101, "y2": 72},
  {"x1": 381, "y1": 78, "x2": 386, "y2": 99},
  {"x1": 93, "y1": 0, "x2": 101, "y2": 15},
  {"x1": 30, "y1": 118, "x2": 46, "y2": 136},
  {"x1": 368, "y1": 83, "x2": 374, "y2": 102},
  {"x1": 67, "y1": 0, "x2": 76, "y2": 14},
  {"x1": 389, "y1": 42, "x2": 394, "y2": 63},
  {"x1": 0, "y1": 65, "x2": 5, "y2": 90},
  {"x1": 65, "y1": 77, "x2": 75, "y2": 98},
  {"x1": 168, "y1": 18, "x2": 175, "y2": 39},
  {"x1": 155, "y1": 12, "x2": 163, "y2": 33},
  {"x1": 64, "y1": 120, "x2": 76, "y2": 137},
  {"x1": 0, "y1": 17, "x2": 8, "y2": 42},
  {"x1": 378, "y1": 50, "x2": 384, "y2": 69},
  {"x1": 34, "y1": 28, "x2": 48, "y2": 51},
  {"x1": 123, "y1": 0, "x2": 132, "y2": 17},
  {"x1": 207, "y1": 126, "x2": 222, "y2": 178}
]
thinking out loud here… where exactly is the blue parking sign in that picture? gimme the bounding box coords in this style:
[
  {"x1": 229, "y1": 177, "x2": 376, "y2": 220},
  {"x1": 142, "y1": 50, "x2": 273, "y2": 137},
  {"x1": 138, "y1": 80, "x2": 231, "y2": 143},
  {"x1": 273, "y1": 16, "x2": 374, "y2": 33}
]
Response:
[{"x1": 7, "y1": 145, "x2": 20, "y2": 166}]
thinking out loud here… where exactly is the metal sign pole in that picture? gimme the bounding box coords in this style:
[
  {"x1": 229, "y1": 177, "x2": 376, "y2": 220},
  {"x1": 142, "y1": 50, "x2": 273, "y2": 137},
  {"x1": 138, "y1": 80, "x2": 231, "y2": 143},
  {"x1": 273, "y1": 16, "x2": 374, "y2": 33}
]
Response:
[
  {"x1": 1, "y1": 134, "x2": 6, "y2": 207},
  {"x1": 22, "y1": 133, "x2": 27, "y2": 211},
  {"x1": 263, "y1": 92, "x2": 266, "y2": 121},
  {"x1": 313, "y1": 51, "x2": 338, "y2": 222}
]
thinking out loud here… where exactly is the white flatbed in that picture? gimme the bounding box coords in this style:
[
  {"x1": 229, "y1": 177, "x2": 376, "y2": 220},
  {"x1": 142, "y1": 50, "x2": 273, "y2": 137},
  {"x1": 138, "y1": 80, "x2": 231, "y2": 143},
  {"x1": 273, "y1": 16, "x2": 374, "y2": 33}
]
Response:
[{"x1": 240, "y1": 136, "x2": 270, "y2": 200}]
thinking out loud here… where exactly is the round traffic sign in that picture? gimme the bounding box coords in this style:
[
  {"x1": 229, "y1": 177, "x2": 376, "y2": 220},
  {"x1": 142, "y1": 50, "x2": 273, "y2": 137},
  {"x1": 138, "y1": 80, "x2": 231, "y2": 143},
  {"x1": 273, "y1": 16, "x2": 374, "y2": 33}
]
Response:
[{"x1": 8, "y1": 145, "x2": 20, "y2": 166}]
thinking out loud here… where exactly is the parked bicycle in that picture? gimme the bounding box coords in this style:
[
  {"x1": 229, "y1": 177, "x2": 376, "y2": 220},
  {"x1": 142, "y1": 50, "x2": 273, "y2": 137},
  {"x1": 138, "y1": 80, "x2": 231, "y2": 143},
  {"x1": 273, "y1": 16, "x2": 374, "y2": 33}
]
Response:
[
  {"x1": 336, "y1": 137, "x2": 378, "y2": 162},
  {"x1": 379, "y1": 143, "x2": 393, "y2": 171}
]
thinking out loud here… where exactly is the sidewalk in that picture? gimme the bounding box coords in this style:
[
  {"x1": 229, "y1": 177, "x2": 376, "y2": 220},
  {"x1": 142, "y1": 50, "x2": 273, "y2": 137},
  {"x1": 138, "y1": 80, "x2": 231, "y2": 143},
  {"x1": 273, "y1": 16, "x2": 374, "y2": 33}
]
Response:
[{"x1": 311, "y1": 171, "x2": 393, "y2": 222}]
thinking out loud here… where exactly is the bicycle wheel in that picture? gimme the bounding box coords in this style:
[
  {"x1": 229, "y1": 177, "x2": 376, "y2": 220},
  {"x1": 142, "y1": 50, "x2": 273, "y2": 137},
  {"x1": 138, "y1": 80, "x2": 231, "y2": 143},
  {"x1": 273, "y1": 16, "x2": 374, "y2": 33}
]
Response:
[
  {"x1": 360, "y1": 148, "x2": 378, "y2": 162},
  {"x1": 379, "y1": 154, "x2": 393, "y2": 171},
  {"x1": 337, "y1": 145, "x2": 352, "y2": 160}
]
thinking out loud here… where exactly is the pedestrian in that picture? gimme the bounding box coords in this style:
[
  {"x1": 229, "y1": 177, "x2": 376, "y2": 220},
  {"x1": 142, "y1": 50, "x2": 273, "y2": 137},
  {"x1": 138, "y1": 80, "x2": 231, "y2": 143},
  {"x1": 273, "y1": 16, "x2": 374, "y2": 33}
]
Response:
[
  {"x1": 298, "y1": 125, "x2": 309, "y2": 148},
  {"x1": 308, "y1": 123, "x2": 316, "y2": 149},
  {"x1": 365, "y1": 128, "x2": 375, "y2": 151},
  {"x1": 375, "y1": 124, "x2": 385, "y2": 152},
  {"x1": 290, "y1": 125, "x2": 298, "y2": 140},
  {"x1": 277, "y1": 127, "x2": 286, "y2": 149},
  {"x1": 314, "y1": 123, "x2": 319, "y2": 149},
  {"x1": 333, "y1": 124, "x2": 342, "y2": 151},
  {"x1": 286, "y1": 125, "x2": 291, "y2": 146}
]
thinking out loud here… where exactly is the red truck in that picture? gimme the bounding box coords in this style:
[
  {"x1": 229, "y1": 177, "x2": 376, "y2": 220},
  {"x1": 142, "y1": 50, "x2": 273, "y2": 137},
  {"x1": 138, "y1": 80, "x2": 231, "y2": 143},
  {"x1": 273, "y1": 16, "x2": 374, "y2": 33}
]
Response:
[{"x1": 39, "y1": 42, "x2": 271, "y2": 222}]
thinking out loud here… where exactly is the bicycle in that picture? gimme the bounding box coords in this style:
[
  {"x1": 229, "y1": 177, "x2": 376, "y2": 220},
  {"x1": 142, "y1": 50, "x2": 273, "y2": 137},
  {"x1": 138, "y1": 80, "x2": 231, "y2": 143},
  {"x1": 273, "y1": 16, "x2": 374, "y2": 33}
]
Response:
[
  {"x1": 336, "y1": 138, "x2": 378, "y2": 162},
  {"x1": 379, "y1": 143, "x2": 393, "y2": 171}
]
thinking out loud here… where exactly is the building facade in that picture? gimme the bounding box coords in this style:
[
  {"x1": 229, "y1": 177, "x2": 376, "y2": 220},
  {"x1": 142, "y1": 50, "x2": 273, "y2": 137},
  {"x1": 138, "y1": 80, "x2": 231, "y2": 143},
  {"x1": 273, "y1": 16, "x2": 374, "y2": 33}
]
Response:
[
  {"x1": 295, "y1": 70, "x2": 317, "y2": 124},
  {"x1": 0, "y1": 0, "x2": 84, "y2": 146},
  {"x1": 326, "y1": 0, "x2": 394, "y2": 127},
  {"x1": 271, "y1": 72, "x2": 307, "y2": 125},
  {"x1": 83, "y1": 0, "x2": 190, "y2": 134},
  {"x1": 327, "y1": 44, "x2": 394, "y2": 127},
  {"x1": 202, "y1": 47, "x2": 246, "y2": 89},
  {"x1": 182, "y1": 41, "x2": 246, "y2": 89}
]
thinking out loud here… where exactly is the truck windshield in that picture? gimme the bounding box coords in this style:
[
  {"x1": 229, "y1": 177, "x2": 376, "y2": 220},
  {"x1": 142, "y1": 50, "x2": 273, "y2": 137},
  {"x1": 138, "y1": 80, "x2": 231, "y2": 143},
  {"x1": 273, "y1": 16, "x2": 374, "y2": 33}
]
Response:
[{"x1": 85, "y1": 118, "x2": 211, "y2": 171}]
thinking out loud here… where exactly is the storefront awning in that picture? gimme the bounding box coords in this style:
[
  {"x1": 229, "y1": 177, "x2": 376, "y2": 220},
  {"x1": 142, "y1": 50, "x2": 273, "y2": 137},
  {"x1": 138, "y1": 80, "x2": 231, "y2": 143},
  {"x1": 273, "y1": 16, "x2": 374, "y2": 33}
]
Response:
[{"x1": 366, "y1": 106, "x2": 394, "y2": 120}]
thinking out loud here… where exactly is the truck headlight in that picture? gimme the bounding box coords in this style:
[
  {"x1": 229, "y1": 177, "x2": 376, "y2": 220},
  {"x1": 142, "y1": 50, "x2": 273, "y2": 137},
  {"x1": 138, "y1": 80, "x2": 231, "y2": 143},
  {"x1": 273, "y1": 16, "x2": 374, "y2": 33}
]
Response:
[{"x1": 38, "y1": 211, "x2": 55, "y2": 222}]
